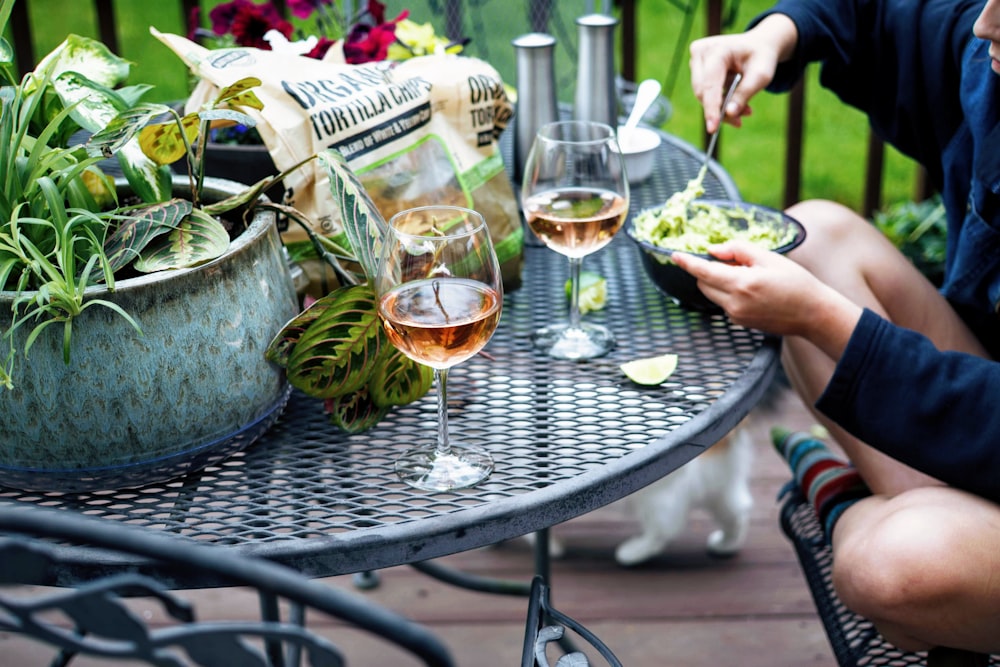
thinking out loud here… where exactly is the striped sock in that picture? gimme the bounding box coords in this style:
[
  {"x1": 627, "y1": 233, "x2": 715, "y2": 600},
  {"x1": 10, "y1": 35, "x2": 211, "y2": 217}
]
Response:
[{"x1": 772, "y1": 427, "x2": 872, "y2": 539}]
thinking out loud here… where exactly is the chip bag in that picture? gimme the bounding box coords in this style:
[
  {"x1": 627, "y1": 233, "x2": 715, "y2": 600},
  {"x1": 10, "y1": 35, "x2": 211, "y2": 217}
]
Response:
[{"x1": 152, "y1": 29, "x2": 524, "y2": 291}]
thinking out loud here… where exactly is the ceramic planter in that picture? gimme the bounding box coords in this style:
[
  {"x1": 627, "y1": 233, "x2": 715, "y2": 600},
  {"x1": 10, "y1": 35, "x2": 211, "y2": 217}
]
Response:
[{"x1": 0, "y1": 178, "x2": 300, "y2": 492}]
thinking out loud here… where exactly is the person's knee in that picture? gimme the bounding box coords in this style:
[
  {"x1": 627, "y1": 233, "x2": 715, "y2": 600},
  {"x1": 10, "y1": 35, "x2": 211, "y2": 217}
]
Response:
[
  {"x1": 831, "y1": 499, "x2": 956, "y2": 620},
  {"x1": 785, "y1": 200, "x2": 866, "y2": 264}
]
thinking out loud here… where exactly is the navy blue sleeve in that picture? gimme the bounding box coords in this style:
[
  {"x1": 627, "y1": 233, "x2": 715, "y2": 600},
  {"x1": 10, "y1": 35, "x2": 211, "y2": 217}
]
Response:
[
  {"x1": 747, "y1": 0, "x2": 980, "y2": 187},
  {"x1": 817, "y1": 309, "x2": 1000, "y2": 501}
]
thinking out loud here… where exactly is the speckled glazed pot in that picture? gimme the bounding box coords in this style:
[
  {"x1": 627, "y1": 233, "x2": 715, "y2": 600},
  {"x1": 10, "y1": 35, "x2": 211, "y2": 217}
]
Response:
[{"x1": 0, "y1": 178, "x2": 300, "y2": 492}]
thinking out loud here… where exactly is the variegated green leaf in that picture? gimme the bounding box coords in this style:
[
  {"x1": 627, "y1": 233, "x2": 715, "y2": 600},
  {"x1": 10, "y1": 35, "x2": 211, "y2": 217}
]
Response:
[
  {"x1": 285, "y1": 284, "x2": 385, "y2": 399},
  {"x1": 116, "y1": 83, "x2": 155, "y2": 109},
  {"x1": 116, "y1": 141, "x2": 172, "y2": 203},
  {"x1": 88, "y1": 103, "x2": 175, "y2": 159},
  {"x1": 318, "y1": 149, "x2": 386, "y2": 280},
  {"x1": 138, "y1": 114, "x2": 200, "y2": 166},
  {"x1": 325, "y1": 387, "x2": 390, "y2": 434},
  {"x1": 52, "y1": 70, "x2": 126, "y2": 133},
  {"x1": 133, "y1": 208, "x2": 229, "y2": 273},
  {"x1": 35, "y1": 34, "x2": 129, "y2": 89},
  {"x1": 0, "y1": 36, "x2": 11, "y2": 68},
  {"x1": 104, "y1": 198, "x2": 193, "y2": 272},
  {"x1": 369, "y1": 346, "x2": 433, "y2": 407},
  {"x1": 198, "y1": 108, "x2": 256, "y2": 127}
]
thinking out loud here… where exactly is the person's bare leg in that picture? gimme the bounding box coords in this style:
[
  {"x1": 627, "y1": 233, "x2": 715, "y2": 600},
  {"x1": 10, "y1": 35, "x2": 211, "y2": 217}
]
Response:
[
  {"x1": 780, "y1": 200, "x2": 989, "y2": 494},
  {"x1": 831, "y1": 486, "x2": 1000, "y2": 653}
]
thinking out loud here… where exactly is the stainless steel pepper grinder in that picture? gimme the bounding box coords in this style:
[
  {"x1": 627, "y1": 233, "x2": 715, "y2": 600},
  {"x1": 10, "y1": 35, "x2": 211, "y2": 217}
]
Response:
[
  {"x1": 574, "y1": 13, "x2": 619, "y2": 128},
  {"x1": 511, "y1": 32, "x2": 559, "y2": 185}
]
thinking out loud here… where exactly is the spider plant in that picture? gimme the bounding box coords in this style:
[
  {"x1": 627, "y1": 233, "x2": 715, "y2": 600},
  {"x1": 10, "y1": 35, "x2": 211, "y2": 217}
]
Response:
[{"x1": 0, "y1": 0, "x2": 281, "y2": 389}]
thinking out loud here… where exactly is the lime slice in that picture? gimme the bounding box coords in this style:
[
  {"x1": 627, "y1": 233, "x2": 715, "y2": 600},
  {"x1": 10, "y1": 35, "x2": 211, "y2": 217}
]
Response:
[
  {"x1": 620, "y1": 354, "x2": 679, "y2": 386},
  {"x1": 566, "y1": 271, "x2": 607, "y2": 314}
]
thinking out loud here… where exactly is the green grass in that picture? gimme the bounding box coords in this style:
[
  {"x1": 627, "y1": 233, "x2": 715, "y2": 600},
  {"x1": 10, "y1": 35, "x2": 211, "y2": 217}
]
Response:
[
  {"x1": 18, "y1": 0, "x2": 921, "y2": 214},
  {"x1": 624, "y1": 0, "x2": 921, "y2": 212}
]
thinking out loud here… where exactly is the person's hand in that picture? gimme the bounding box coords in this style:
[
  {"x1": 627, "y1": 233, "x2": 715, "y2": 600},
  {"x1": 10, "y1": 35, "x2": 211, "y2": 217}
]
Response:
[
  {"x1": 688, "y1": 13, "x2": 798, "y2": 133},
  {"x1": 671, "y1": 241, "x2": 862, "y2": 359}
]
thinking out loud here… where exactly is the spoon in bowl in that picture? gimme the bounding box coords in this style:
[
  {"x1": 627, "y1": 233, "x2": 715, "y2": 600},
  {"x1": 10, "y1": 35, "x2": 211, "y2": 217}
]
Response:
[{"x1": 618, "y1": 79, "x2": 661, "y2": 150}]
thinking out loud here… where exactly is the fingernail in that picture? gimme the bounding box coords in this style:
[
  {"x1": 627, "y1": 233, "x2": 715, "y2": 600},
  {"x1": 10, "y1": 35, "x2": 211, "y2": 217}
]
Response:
[{"x1": 725, "y1": 101, "x2": 739, "y2": 116}]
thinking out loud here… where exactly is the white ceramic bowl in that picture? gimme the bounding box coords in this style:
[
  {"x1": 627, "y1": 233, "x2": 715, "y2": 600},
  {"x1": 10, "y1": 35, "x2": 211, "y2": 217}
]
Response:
[{"x1": 615, "y1": 126, "x2": 661, "y2": 184}]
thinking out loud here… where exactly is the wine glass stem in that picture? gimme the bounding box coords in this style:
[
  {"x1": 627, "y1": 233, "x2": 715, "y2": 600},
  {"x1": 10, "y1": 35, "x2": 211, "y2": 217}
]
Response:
[
  {"x1": 434, "y1": 368, "x2": 452, "y2": 457},
  {"x1": 567, "y1": 256, "x2": 583, "y2": 329}
]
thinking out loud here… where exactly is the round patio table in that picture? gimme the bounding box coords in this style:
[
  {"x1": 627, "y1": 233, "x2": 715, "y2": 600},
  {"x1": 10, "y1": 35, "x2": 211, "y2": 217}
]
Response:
[{"x1": 0, "y1": 130, "x2": 778, "y2": 589}]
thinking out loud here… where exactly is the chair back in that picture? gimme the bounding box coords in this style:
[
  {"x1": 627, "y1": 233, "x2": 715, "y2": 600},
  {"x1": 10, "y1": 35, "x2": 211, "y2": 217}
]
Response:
[{"x1": 0, "y1": 504, "x2": 454, "y2": 667}]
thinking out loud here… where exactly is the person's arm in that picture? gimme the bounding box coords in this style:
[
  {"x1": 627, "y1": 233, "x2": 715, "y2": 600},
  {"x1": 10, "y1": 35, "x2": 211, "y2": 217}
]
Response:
[
  {"x1": 818, "y1": 310, "x2": 1000, "y2": 502},
  {"x1": 750, "y1": 0, "x2": 979, "y2": 174},
  {"x1": 671, "y1": 240, "x2": 862, "y2": 359},
  {"x1": 688, "y1": 13, "x2": 798, "y2": 133}
]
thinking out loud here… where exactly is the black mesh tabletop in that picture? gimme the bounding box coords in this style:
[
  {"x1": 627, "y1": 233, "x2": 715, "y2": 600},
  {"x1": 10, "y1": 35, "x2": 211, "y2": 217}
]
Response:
[{"x1": 0, "y1": 131, "x2": 779, "y2": 587}]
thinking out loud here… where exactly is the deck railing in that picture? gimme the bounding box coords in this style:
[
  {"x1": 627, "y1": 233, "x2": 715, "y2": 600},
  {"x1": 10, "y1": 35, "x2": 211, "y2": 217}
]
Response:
[{"x1": 8, "y1": 0, "x2": 928, "y2": 219}]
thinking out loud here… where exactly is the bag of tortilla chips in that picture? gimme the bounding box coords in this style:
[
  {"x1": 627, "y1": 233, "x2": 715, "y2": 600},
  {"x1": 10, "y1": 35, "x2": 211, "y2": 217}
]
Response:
[{"x1": 152, "y1": 29, "x2": 524, "y2": 291}]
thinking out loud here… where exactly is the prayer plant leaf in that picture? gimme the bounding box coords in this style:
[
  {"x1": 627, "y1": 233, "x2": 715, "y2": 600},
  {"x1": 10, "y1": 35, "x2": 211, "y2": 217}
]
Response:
[
  {"x1": 89, "y1": 103, "x2": 178, "y2": 158},
  {"x1": 318, "y1": 149, "x2": 386, "y2": 281},
  {"x1": 104, "y1": 198, "x2": 193, "y2": 273},
  {"x1": 87, "y1": 104, "x2": 175, "y2": 202},
  {"x1": 137, "y1": 114, "x2": 200, "y2": 166},
  {"x1": 278, "y1": 284, "x2": 386, "y2": 399},
  {"x1": 133, "y1": 208, "x2": 230, "y2": 273},
  {"x1": 326, "y1": 386, "x2": 390, "y2": 434},
  {"x1": 215, "y1": 77, "x2": 264, "y2": 108},
  {"x1": 265, "y1": 299, "x2": 333, "y2": 367},
  {"x1": 368, "y1": 346, "x2": 433, "y2": 408}
]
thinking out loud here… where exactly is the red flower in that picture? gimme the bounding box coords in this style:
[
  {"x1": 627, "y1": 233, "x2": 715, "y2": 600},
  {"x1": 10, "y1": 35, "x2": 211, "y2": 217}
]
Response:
[
  {"x1": 366, "y1": 0, "x2": 387, "y2": 24},
  {"x1": 287, "y1": 0, "x2": 335, "y2": 20},
  {"x1": 305, "y1": 36, "x2": 338, "y2": 60},
  {"x1": 187, "y1": 7, "x2": 202, "y2": 42},
  {"x1": 209, "y1": 0, "x2": 293, "y2": 50},
  {"x1": 342, "y1": 9, "x2": 407, "y2": 64}
]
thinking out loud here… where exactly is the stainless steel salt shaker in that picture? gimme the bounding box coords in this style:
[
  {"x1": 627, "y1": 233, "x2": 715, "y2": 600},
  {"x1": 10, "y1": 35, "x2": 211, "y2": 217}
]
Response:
[
  {"x1": 574, "y1": 13, "x2": 619, "y2": 127},
  {"x1": 512, "y1": 32, "x2": 559, "y2": 184}
]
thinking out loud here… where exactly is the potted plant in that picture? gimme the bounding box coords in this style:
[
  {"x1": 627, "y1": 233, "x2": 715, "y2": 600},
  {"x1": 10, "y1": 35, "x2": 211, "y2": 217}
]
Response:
[{"x1": 0, "y1": 0, "x2": 300, "y2": 493}]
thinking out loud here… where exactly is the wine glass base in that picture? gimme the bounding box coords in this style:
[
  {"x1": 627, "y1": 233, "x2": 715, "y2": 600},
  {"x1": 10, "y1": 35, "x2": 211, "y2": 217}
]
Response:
[
  {"x1": 395, "y1": 443, "x2": 494, "y2": 492},
  {"x1": 531, "y1": 322, "x2": 616, "y2": 360}
]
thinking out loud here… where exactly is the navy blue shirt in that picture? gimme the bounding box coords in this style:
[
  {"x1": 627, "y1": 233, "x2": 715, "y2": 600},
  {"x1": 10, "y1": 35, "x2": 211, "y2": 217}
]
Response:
[{"x1": 753, "y1": 0, "x2": 1000, "y2": 500}]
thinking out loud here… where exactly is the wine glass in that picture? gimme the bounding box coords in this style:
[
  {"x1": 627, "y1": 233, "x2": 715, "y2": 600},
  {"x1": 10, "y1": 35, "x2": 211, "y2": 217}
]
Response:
[
  {"x1": 375, "y1": 205, "x2": 503, "y2": 492},
  {"x1": 521, "y1": 120, "x2": 629, "y2": 360}
]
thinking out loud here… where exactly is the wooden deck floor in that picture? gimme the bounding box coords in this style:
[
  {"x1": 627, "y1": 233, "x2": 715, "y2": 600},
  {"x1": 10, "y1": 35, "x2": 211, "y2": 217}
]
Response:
[{"x1": 3, "y1": 385, "x2": 841, "y2": 667}]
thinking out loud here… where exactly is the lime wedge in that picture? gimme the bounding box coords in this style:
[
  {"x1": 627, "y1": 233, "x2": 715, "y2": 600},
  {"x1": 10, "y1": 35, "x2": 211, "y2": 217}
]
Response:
[
  {"x1": 620, "y1": 354, "x2": 679, "y2": 386},
  {"x1": 566, "y1": 271, "x2": 607, "y2": 314}
]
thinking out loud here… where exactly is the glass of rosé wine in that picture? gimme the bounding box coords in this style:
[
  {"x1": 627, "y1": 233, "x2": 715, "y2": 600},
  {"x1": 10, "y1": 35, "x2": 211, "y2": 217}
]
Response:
[
  {"x1": 521, "y1": 120, "x2": 629, "y2": 360},
  {"x1": 375, "y1": 206, "x2": 503, "y2": 491}
]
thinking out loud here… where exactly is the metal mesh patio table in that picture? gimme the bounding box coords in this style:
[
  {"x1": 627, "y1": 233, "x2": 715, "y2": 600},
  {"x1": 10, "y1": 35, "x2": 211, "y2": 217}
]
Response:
[{"x1": 0, "y1": 130, "x2": 778, "y2": 589}]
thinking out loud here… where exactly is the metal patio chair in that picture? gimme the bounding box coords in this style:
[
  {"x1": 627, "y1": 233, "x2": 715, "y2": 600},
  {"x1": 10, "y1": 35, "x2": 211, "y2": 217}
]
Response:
[
  {"x1": 779, "y1": 486, "x2": 997, "y2": 667},
  {"x1": 0, "y1": 504, "x2": 454, "y2": 667}
]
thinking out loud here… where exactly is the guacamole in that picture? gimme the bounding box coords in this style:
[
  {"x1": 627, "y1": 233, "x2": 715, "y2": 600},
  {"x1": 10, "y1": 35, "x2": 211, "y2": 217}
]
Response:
[{"x1": 632, "y1": 173, "x2": 797, "y2": 255}]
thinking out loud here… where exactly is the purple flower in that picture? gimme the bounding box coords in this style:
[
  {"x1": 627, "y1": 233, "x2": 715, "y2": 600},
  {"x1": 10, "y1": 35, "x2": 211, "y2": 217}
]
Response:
[{"x1": 209, "y1": 0, "x2": 293, "y2": 49}]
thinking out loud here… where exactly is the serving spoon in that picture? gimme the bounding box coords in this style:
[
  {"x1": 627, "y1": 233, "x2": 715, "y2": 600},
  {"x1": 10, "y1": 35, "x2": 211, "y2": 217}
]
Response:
[{"x1": 700, "y1": 73, "x2": 742, "y2": 174}]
